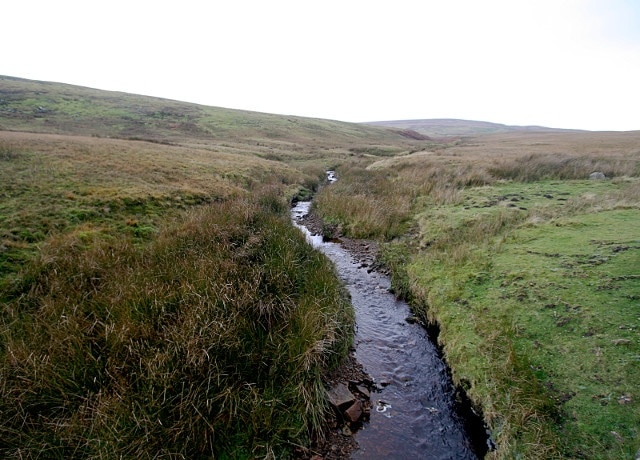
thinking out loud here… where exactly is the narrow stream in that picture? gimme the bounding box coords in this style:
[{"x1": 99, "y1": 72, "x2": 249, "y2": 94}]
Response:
[{"x1": 291, "y1": 174, "x2": 484, "y2": 459}]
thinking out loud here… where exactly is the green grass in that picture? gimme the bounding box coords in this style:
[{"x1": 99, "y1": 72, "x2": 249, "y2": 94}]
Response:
[
  {"x1": 405, "y1": 182, "x2": 640, "y2": 459},
  {"x1": 493, "y1": 210, "x2": 639, "y2": 458},
  {"x1": 0, "y1": 131, "x2": 312, "y2": 290},
  {"x1": 0, "y1": 76, "x2": 432, "y2": 458},
  {"x1": 3, "y1": 74, "x2": 640, "y2": 459}
]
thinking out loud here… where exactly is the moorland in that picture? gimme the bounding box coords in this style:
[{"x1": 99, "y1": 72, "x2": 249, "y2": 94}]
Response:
[{"x1": 1, "y1": 75, "x2": 638, "y2": 459}]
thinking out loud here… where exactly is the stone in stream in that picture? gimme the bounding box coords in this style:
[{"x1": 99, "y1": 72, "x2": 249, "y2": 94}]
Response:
[
  {"x1": 326, "y1": 380, "x2": 373, "y2": 430},
  {"x1": 355, "y1": 384, "x2": 370, "y2": 399}
]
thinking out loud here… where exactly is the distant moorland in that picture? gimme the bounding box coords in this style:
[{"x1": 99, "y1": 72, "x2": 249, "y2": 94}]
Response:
[{"x1": 1, "y1": 75, "x2": 639, "y2": 459}]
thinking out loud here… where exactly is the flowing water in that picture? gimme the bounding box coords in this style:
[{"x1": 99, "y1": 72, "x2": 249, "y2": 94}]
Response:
[{"x1": 291, "y1": 177, "x2": 486, "y2": 459}]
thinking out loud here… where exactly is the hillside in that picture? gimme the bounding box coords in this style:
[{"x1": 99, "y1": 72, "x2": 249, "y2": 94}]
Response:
[
  {"x1": 0, "y1": 76, "x2": 436, "y2": 291},
  {"x1": 365, "y1": 118, "x2": 584, "y2": 137},
  {"x1": 0, "y1": 75, "x2": 422, "y2": 158}
]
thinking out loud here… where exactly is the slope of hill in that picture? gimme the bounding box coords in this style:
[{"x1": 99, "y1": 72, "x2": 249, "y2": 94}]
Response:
[
  {"x1": 0, "y1": 75, "x2": 421, "y2": 156},
  {"x1": 365, "y1": 118, "x2": 584, "y2": 137}
]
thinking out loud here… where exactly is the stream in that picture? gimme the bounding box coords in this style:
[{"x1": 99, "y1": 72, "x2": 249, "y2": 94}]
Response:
[{"x1": 291, "y1": 173, "x2": 486, "y2": 459}]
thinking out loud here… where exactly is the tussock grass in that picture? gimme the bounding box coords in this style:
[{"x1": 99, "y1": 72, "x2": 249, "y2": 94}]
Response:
[
  {"x1": 0, "y1": 190, "x2": 353, "y2": 458},
  {"x1": 314, "y1": 132, "x2": 640, "y2": 459},
  {"x1": 487, "y1": 152, "x2": 637, "y2": 182},
  {"x1": 0, "y1": 78, "x2": 426, "y2": 457},
  {"x1": 4, "y1": 76, "x2": 639, "y2": 458},
  {"x1": 313, "y1": 161, "x2": 414, "y2": 239}
]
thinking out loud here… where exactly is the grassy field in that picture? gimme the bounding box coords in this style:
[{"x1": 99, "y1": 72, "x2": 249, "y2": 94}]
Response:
[
  {"x1": 0, "y1": 131, "x2": 305, "y2": 292},
  {"x1": 0, "y1": 76, "x2": 424, "y2": 289},
  {"x1": 314, "y1": 131, "x2": 640, "y2": 459}
]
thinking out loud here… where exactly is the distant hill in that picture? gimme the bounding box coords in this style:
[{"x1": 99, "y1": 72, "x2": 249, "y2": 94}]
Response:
[
  {"x1": 0, "y1": 75, "x2": 421, "y2": 152},
  {"x1": 365, "y1": 118, "x2": 583, "y2": 138}
]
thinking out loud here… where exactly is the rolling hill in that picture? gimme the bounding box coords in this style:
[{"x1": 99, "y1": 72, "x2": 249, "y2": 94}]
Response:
[
  {"x1": 365, "y1": 118, "x2": 584, "y2": 137},
  {"x1": 0, "y1": 75, "x2": 422, "y2": 156}
]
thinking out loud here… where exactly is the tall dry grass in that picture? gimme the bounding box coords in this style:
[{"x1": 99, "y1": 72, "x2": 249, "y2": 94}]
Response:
[
  {"x1": 313, "y1": 162, "x2": 413, "y2": 239},
  {"x1": 0, "y1": 189, "x2": 353, "y2": 458}
]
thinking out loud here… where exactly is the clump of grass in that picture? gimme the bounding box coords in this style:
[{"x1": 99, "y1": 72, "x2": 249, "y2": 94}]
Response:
[
  {"x1": 487, "y1": 152, "x2": 638, "y2": 182},
  {"x1": 0, "y1": 189, "x2": 353, "y2": 458},
  {"x1": 313, "y1": 162, "x2": 413, "y2": 239}
]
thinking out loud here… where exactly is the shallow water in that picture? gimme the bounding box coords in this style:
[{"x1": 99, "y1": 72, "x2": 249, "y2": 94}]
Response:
[{"x1": 291, "y1": 200, "x2": 480, "y2": 459}]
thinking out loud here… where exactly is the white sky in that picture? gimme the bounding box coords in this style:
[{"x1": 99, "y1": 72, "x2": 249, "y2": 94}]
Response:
[{"x1": 3, "y1": 0, "x2": 640, "y2": 131}]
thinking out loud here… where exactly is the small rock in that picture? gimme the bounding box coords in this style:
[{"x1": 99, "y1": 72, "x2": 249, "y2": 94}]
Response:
[
  {"x1": 618, "y1": 394, "x2": 632, "y2": 405},
  {"x1": 610, "y1": 431, "x2": 623, "y2": 443},
  {"x1": 355, "y1": 385, "x2": 370, "y2": 399},
  {"x1": 327, "y1": 383, "x2": 355, "y2": 409},
  {"x1": 375, "y1": 400, "x2": 391, "y2": 412},
  {"x1": 589, "y1": 171, "x2": 606, "y2": 180},
  {"x1": 344, "y1": 400, "x2": 363, "y2": 423},
  {"x1": 406, "y1": 316, "x2": 419, "y2": 324}
]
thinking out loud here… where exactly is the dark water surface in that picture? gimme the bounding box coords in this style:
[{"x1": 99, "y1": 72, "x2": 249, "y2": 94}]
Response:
[{"x1": 291, "y1": 199, "x2": 481, "y2": 459}]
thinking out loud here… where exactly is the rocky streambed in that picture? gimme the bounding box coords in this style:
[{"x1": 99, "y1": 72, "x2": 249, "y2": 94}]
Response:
[{"x1": 291, "y1": 183, "x2": 488, "y2": 459}]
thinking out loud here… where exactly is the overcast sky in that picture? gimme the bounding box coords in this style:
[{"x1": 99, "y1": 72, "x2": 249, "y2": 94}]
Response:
[{"x1": 3, "y1": 0, "x2": 639, "y2": 130}]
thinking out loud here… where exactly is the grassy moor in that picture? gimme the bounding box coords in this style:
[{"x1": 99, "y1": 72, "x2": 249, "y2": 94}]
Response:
[{"x1": 1, "y1": 76, "x2": 639, "y2": 459}]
